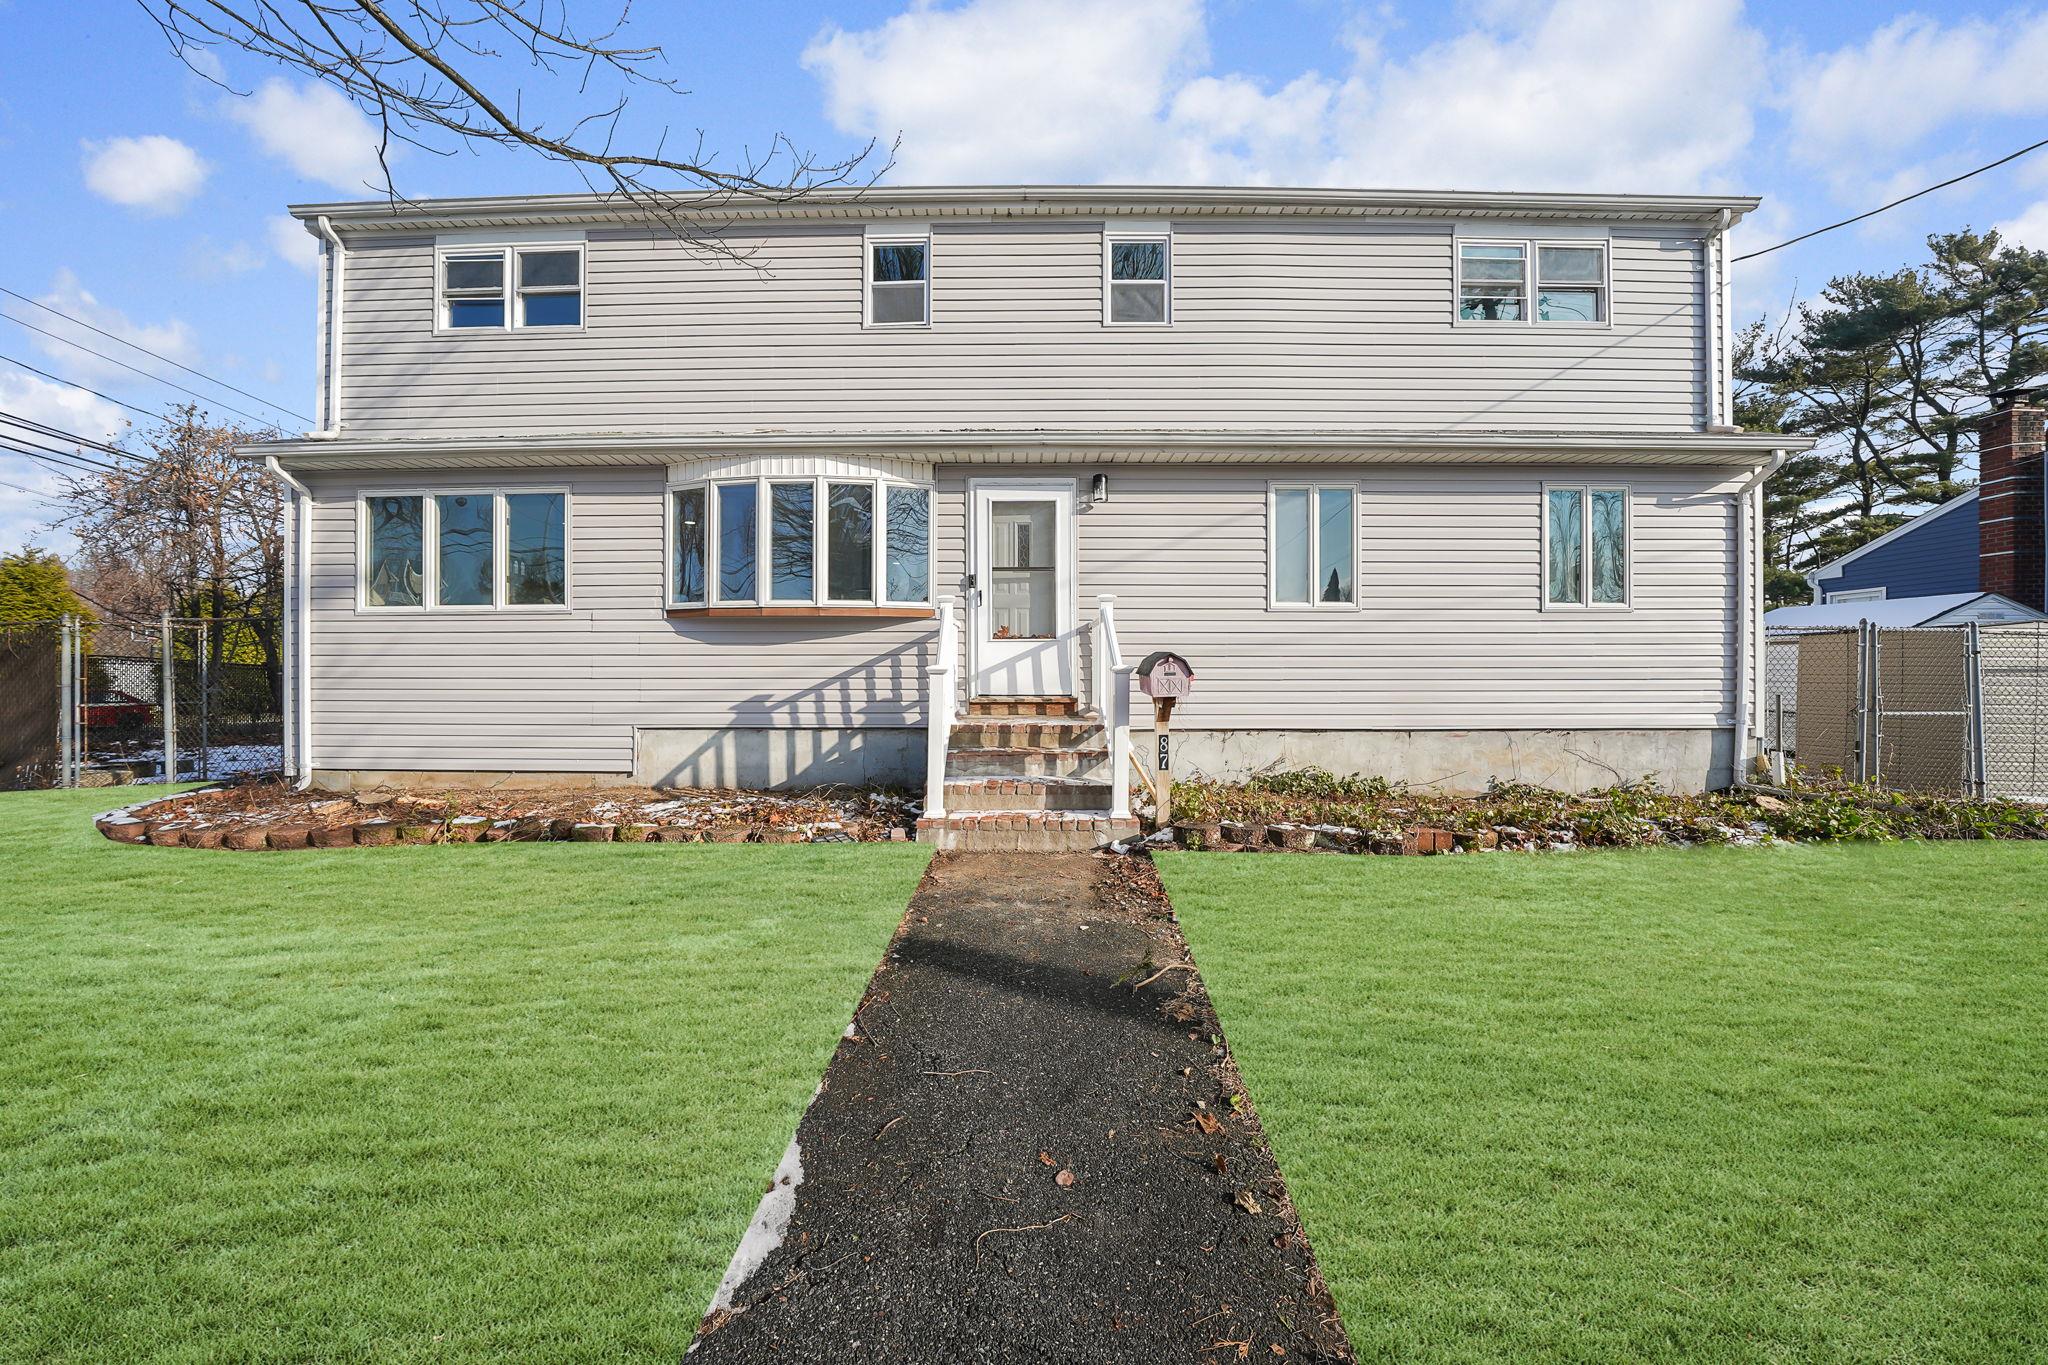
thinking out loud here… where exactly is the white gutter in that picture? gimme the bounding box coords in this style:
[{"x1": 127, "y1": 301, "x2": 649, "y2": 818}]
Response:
[
  {"x1": 307, "y1": 215, "x2": 344, "y2": 438},
  {"x1": 264, "y1": 455, "x2": 315, "y2": 789},
  {"x1": 1732, "y1": 449, "x2": 1788, "y2": 782}
]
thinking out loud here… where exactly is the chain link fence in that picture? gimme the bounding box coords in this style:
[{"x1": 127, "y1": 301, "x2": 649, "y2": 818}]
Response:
[
  {"x1": 1765, "y1": 621, "x2": 2048, "y2": 800},
  {"x1": 13, "y1": 615, "x2": 283, "y2": 789}
]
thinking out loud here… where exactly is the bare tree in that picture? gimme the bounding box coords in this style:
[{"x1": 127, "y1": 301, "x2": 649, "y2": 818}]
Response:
[
  {"x1": 136, "y1": 1, "x2": 888, "y2": 228},
  {"x1": 60, "y1": 407, "x2": 286, "y2": 703}
]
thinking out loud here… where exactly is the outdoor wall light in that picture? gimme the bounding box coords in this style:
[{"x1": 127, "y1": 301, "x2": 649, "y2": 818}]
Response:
[{"x1": 1091, "y1": 472, "x2": 1109, "y2": 504}]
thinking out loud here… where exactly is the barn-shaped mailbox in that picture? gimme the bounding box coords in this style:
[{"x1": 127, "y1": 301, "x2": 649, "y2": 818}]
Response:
[{"x1": 1136, "y1": 651, "x2": 1194, "y2": 699}]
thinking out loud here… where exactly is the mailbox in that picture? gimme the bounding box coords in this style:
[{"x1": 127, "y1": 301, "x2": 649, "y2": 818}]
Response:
[{"x1": 1136, "y1": 651, "x2": 1194, "y2": 699}]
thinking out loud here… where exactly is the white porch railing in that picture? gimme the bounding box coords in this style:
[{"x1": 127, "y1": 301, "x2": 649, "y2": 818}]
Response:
[
  {"x1": 1091, "y1": 595, "x2": 1135, "y2": 820},
  {"x1": 924, "y1": 595, "x2": 960, "y2": 819}
]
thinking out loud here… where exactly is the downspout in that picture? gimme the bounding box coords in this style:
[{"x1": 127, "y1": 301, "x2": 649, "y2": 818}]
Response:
[
  {"x1": 308, "y1": 215, "x2": 344, "y2": 439},
  {"x1": 265, "y1": 455, "x2": 316, "y2": 789},
  {"x1": 1732, "y1": 450, "x2": 1788, "y2": 784}
]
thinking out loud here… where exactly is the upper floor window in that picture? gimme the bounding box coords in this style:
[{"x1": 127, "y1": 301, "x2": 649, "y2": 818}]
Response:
[
  {"x1": 867, "y1": 234, "x2": 930, "y2": 328},
  {"x1": 1105, "y1": 232, "x2": 1171, "y2": 325},
  {"x1": 362, "y1": 490, "x2": 570, "y2": 610},
  {"x1": 439, "y1": 243, "x2": 583, "y2": 331},
  {"x1": 1544, "y1": 484, "x2": 1629, "y2": 608},
  {"x1": 1269, "y1": 482, "x2": 1357, "y2": 609},
  {"x1": 1458, "y1": 239, "x2": 1608, "y2": 324},
  {"x1": 671, "y1": 476, "x2": 932, "y2": 610}
]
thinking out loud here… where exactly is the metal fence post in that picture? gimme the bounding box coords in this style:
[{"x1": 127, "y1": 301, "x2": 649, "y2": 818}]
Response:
[
  {"x1": 1966, "y1": 621, "x2": 1987, "y2": 798},
  {"x1": 197, "y1": 620, "x2": 211, "y2": 782},
  {"x1": 160, "y1": 612, "x2": 176, "y2": 785},
  {"x1": 57, "y1": 616, "x2": 74, "y2": 788}
]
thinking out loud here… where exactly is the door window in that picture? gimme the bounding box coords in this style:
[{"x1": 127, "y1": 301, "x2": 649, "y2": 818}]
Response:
[{"x1": 989, "y1": 500, "x2": 1056, "y2": 640}]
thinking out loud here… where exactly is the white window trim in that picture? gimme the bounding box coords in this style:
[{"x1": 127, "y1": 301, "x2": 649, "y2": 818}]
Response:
[
  {"x1": 863, "y1": 224, "x2": 933, "y2": 331},
  {"x1": 433, "y1": 240, "x2": 586, "y2": 335},
  {"x1": 1454, "y1": 235, "x2": 1611, "y2": 329},
  {"x1": 1540, "y1": 482, "x2": 1631, "y2": 611},
  {"x1": 357, "y1": 488, "x2": 574, "y2": 613},
  {"x1": 1266, "y1": 481, "x2": 1361, "y2": 611},
  {"x1": 1826, "y1": 586, "x2": 1887, "y2": 604},
  {"x1": 665, "y1": 474, "x2": 934, "y2": 609},
  {"x1": 1103, "y1": 222, "x2": 1172, "y2": 327}
]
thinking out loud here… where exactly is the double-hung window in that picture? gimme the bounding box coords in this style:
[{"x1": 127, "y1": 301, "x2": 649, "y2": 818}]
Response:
[
  {"x1": 1105, "y1": 230, "x2": 1170, "y2": 324},
  {"x1": 866, "y1": 233, "x2": 930, "y2": 327},
  {"x1": 1269, "y1": 483, "x2": 1357, "y2": 608},
  {"x1": 670, "y1": 476, "x2": 932, "y2": 610},
  {"x1": 362, "y1": 490, "x2": 570, "y2": 609},
  {"x1": 1543, "y1": 484, "x2": 1629, "y2": 608},
  {"x1": 1457, "y1": 239, "x2": 1608, "y2": 324},
  {"x1": 439, "y1": 242, "x2": 584, "y2": 330}
]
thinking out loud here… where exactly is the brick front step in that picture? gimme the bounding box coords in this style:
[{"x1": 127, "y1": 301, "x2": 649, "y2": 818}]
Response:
[
  {"x1": 942, "y1": 777, "x2": 1113, "y2": 811},
  {"x1": 947, "y1": 719, "x2": 1105, "y2": 751},
  {"x1": 916, "y1": 810, "x2": 1142, "y2": 851},
  {"x1": 962, "y1": 696, "x2": 1081, "y2": 719},
  {"x1": 944, "y1": 746, "x2": 1111, "y2": 780}
]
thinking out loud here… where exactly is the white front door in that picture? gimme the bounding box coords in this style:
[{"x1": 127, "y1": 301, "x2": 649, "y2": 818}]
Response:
[{"x1": 970, "y1": 480, "x2": 1076, "y2": 697}]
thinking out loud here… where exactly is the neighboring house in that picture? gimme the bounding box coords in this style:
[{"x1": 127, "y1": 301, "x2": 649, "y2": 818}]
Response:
[
  {"x1": 253, "y1": 184, "x2": 1814, "y2": 831},
  {"x1": 1806, "y1": 387, "x2": 2048, "y2": 611},
  {"x1": 1807, "y1": 491, "x2": 1980, "y2": 605},
  {"x1": 1765, "y1": 591, "x2": 2047, "y2": 630}
]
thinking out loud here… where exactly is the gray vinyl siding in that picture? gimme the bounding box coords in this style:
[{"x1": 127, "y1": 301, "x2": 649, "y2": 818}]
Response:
[
  {"x1": 333, "y1": 220, "x2": 1706, "y2": 439},
  {"x1": 305, "y1": 462, "x2": 1736, "y2": 773}
]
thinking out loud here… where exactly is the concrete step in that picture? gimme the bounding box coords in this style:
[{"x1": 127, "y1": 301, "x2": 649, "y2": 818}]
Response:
[
  {"x1": 916, "y1": 810, "x2": 1142, "y2": 851},
  {"x1": 942, "y1": 777, "x2": 1114, "y2": 812},
  {"x1": 962, "y1": 696, "x2": 1080, "y2": 719},
  {"x1": 947, "y1": 719, "x2": 1104, "y2": 752},
  {"x1": 945, "y1": 746, "x2": 1110, "y2": 780}
]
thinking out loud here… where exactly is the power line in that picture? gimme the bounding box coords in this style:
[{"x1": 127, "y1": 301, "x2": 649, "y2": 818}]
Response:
[
  {"x1": 0, "y1": 437, "x2": 121, "y2": 479},
  {"x1": 0, "y1": 409, "x2": 126, "y2": 459},
  {"x1": 0, "y1": 424, "x2": 125, "y2": 475},
  {"x1": 1, "y1": 311, "x2": 285, "y2": 429},
  {"x1": 1736, "y1": 134, "x2": 2048, "y2": 262},
  {"x1": 0, "y1": 283, "x2": 312, "y2": 424},
  {"x1": 0, "y1": 352, "x2": 163, "y2": 420}
]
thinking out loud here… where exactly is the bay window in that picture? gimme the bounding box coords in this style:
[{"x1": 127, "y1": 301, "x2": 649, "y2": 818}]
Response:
[
  {"x1": 670, "y1": 476, "x2": 932, "y2": 611},
  {"x1": 362, "y1": 489, "x2": 569, "y2": 610},
  {"x1": 1544, "y1": 484, "x2": 1629, "y2": 608}
]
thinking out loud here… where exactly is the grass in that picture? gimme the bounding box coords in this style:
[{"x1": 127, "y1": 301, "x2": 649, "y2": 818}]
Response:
[
  {"x1": 0, "y1": 787, "x2": 928, "y2": 1364},
  {"x1": 1161, "y1": 844, "x2": 2048, "y2": 1362}
]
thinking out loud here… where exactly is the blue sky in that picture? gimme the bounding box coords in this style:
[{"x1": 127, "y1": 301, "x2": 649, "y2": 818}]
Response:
[{"x1": 5, "y1": 0, "x2": 2048, "y2": 550}]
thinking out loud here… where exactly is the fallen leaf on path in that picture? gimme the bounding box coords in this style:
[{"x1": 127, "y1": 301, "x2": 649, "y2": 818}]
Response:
[
  {"x1": 1191, "y1": 1111, "x2": 1223, "y2": 1135},
  {"x1": 1211, "y1": 1153, "x2": 1228, "y2": 1175},
  {"x1": 1233, "y1": 1189, "x2": 1263, "y2": 1216},
  {"x1": 1038, "y1": 1150, "x2": 1056, "y2": 1166}
]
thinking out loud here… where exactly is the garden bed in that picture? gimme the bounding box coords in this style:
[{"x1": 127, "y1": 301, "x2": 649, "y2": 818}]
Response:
[
  {"x1": 1163, "y1": 770, "x2": 2048, "y2": 854},
  {"x1": 93, "y1": 781, "x2": 919, "y2": 849}
]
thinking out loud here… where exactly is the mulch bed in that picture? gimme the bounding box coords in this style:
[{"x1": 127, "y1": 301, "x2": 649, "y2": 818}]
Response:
[
  {"x1": 92, "y1": 781, "x2": 918, "y2": 850},
  {"x1": 689, "y1": 850, "x2": 1353, "y2": 1362}
]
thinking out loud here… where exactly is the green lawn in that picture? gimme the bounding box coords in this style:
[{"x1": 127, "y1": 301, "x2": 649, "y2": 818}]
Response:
[
  {"x1": 0, "y1": 788, "x2": 927, "y2": 1364},
  {"x1": 1162, "y1": 844, "x2": 2048, "y2": 1362}
]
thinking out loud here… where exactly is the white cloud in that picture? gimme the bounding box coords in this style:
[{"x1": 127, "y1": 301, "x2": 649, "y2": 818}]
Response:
[
  {"x1": 0, "y1": 370, "x2": 127, "y2": 446},
  {"x1": 185, "y1": 239, "x2": 266, "y2": 279},
  {"x1": 1782, "y1": 13, "x2": 2048, "y2": 166},
  {"x1": 1996, "y1": 199, "x2": 2048, "y2": 251},
  {"x1": 26, "y1": 269, "x2": 199, "y2": 387},
  {"x1": 225, "y1": 79, "x2": 388, "y2": 192},
  {"x1": 79, "y1": 135, "x2": 210, "y2": 215},
  {"x1": 268, "y1": 214, "x2": 320, "y2": 273},
  {"x1": 805, "y1": 0, "x2": 1766, "y2": 190},
  {"x1": 806, "y1": 0, "x2": 1210, "y2": 182}
]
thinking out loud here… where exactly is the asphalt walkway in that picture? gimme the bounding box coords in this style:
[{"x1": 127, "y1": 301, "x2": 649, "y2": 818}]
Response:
[{"x1": 689, "y1": 851, "x2": 1352, "y2": 1363}]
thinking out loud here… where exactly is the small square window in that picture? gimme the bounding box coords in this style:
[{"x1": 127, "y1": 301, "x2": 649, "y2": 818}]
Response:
[
  {"x1": 516, "y1": 248, "x2": 582, "y2": 328},
  {"x1": 1458, "y1": 243, "x2": 1527, "y2": 321},
  {"x1": 868, "y1": 238, "x2": 929, "y2": 327},
  {"x1": 1107, "y1": 236, "x2": 1170, "y2": 324},
  {"x1": 1537, "y1": 244, "x2": 1606, "y2": 323}
]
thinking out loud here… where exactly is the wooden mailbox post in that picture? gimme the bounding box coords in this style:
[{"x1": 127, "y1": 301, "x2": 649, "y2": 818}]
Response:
[{"x1": 1135, "y1": 651, "x2": 1194, "y2": 818}]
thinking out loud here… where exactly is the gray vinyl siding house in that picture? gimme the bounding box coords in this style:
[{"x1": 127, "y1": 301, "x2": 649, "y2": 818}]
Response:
[{"x1": 258, "y1": 186, "x2": 1802, "y2": 796}]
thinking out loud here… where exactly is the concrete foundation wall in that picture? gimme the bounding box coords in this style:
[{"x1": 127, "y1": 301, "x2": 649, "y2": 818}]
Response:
[
  {"x1": 1159, "y1": 727, "x2": 1735, "y2": 794},
  {"x1": 318, "y1": 725, "x2": 1732, "y2": 794},
  {"x1": 634, "y1": 726, "x2": 925, "y2": 791}
]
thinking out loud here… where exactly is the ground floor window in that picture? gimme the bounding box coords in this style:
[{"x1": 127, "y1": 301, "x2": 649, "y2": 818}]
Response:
[
  {"x1": 1269, "y1": 482, "x2": 1357, "y2": 608},
  {"x1": 1544, "y1": 484, "x2": 1629, "y2": 607},
  {"x1": 361, "y1": 489, "x2": 569, "y2": 610},
  {"x1": 671, "y1": 476, "x2": 931, "y2": 609}
]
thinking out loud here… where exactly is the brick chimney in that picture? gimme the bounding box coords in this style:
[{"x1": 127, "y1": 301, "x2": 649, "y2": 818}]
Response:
[{"x1": 1978, "y1": 388, "x2": 2047, "y2": 610}]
